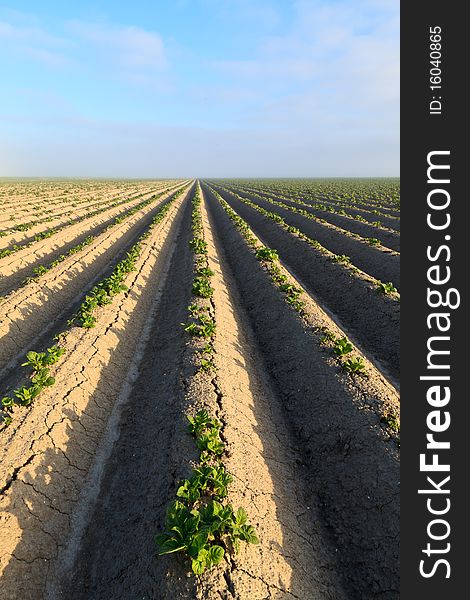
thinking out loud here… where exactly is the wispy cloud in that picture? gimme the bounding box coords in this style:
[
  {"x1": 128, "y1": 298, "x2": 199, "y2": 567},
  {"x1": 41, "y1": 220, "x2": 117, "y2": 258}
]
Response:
[
  {"x1": 0, "y1": 1, "x2": 399, "y2": 176},
  {"x1": 0, "y1": 19, "x2": 69, "y2": 67},
  {"x1": 67, "y1": 21, "x2": 167, "y2": 70}
]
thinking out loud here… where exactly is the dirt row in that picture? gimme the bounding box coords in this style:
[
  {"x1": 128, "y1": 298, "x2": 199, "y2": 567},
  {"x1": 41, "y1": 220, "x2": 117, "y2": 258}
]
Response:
[
  {"x1": 0, "y1": 180, "x2": 168, "y2": 215},
  {"x1": 0, "y1": 184, "x2": 159, "y2": 232},
  {"x1": 233, "y1": 184, "x2": 401, "y2": 225},
  {"x1": 198, "y1": 184, "x2": 399, "y2": 598},
  {"x1": 204, "y1": 183, "x2": 400, "y2": 384},
  {"x1": 0, "y1": 179, "x2": 399, "y2": 599},
  {"x1": 45, "y1": 181, "x2": 397, "y2": 599},
  {"x1": 225, "y1": 185, "x2": 401, "y2": 251},
  {"x1": 0, "y1": 183, "x2": 190, "y2": 379},
  {"x1": 0, "y1": 181, "x2": 186, "y2": 297},
  {"x1": 215, "y1": 184, "x2": 400, "y2": 289},
  {"x1": 0, "y1": 185, "x2": 193, "y2": 600},
  {"x1": 0, "y1": 186, "x2": 126, "y2": 229},
  {"x1": 0, "y1": 183, "x2": 172, "y2": 250}
]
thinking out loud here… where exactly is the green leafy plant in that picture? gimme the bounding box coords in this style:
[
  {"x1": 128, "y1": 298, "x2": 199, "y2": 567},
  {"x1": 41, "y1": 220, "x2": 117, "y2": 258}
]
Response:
[
  {"x1": 31, "y1": 368, "x2": 55, "y2": 388},
  {"x1": 183, "y1": 316, "x2": 216, "y2": 338},
  {"x1": 190, "y1": 238, "x2": 208, "y2": 254},
  {"x1": 331, "y1": 254, "x2": 351, "y2": 264},
  {"x1": 332, "y1": 337, "x2": 353, "y2": 357},
  {"x1": 343, "y1": 357, "x2": 366, "y2": 374},
  {"x1": 1, "y1": 396, "x2": 15, "y2": 412},
  {"x1": 381, "y1": 408, "x2": 400, "y2": 433},
  {"x1": 376, "y1": 281, "x2": 397, "y2": 295},
  {"x1": 157, "y1": 407, "x2": 258, "y2": 575},
  {"x1": 319, "y1": 330, "x2": 336, "y2": 345},
  {"x1": 255, "y1": 247, "x2": 279, "y2": 262},
  {"x1": 192, "y1": 277, "x2": 214, "y2": 299},
  {"x1": 199, "y1": 358, "x2": 215, "y2": 373},
  {"x1": 187, "y1": 409, "x2": 215, "y2": 437},
  {"x1": 14, "y1": 385, "x2": 41, "y2": 407}
]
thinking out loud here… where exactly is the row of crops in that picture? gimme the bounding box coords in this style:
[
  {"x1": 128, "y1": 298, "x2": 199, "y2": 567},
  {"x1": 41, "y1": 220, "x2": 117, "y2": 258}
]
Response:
[{"x1": 0, "y1": 178, "x2": 400, "y2": 600}]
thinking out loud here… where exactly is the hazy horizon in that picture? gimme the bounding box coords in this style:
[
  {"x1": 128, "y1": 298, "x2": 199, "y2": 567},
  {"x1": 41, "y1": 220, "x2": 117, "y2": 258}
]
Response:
[{"x1": 1, "y1": 1, "x2": 399, "y2": 177}]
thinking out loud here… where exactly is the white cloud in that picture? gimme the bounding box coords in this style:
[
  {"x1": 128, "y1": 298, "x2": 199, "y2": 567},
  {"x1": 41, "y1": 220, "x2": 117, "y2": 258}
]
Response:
[
  {"x1": 0, "y1": 19, "x2": 69, "y2": 67},
  {"x1": 67, "y1": 21, "x2": 166, "y2": 70}
]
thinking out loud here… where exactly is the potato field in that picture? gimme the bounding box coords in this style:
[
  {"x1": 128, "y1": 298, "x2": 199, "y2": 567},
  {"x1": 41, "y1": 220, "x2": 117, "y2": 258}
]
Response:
[{"x1": 0, "y1": 178, "x2": 400, "y2": 599}]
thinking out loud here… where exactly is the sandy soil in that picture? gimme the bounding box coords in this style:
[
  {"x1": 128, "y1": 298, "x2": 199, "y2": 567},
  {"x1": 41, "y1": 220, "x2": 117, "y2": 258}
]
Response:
[
  {"x1": 0, "y1": 178, "x2": 399, "y2": 599},
  {"x1": 208, "y1": 185, "x2": 400, "y2": 383},
  {"x1": 0, "y1": 186, "x2": 192, "y2": 600},
  {"x1": 0, "y1": 185, "x2": 187, "y2": 374},
  {"x1": 218, "y1": 185, "x2": 400, "y2": 289},
  {"x1": 0, "y1": 182, "x2": 184, "y2": 297}
]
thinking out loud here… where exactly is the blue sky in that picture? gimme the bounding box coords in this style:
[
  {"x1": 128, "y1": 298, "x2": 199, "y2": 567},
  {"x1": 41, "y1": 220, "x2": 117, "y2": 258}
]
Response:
[{"x1": 0, "y1": 0, "x2": 399, "y2": 177}]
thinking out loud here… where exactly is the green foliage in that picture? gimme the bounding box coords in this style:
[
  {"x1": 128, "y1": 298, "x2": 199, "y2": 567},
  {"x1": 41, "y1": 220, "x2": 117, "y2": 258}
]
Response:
[
  {"x1": 332, "y1": 337, "x2": 353, "y2": 357},
  {"x1": 157, "y1": 408, "x2": 258, "y2": 575},
  {"x1": 255, "y1": 246, "x2": 279, "y2": 262},
  {"x1": 190, "y1": 238, "x2": 208, "y2": 254},
  {"x1": 376, "y1": 281, "x2": 398, "y2": 295},
  {"x1": 14, "y1": 385, "x2": 41, "y2": 407},
  {"x1": 192, "y1": 276, "x2": 214, "y2": 299},
  {"x1": 183, "y1": 315, "x2": 216, "y2": 338},
  {"x1": 343, "y1": 357, "x2": 366, "y2": 374},
  {"x1": 381, "y1": 408, "x2": 400, "y2": 433},
  {"x1": 331, "y1": 254, "x2": 351, "y2": 264}
]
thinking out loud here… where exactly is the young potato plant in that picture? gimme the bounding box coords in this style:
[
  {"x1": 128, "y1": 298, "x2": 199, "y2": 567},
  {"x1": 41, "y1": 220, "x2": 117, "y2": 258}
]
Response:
[
  {"x1": 1, "y1": 185, "x2": 189, "y2": 428},
  {"x1": 157, "y1": 410, "x2": 258, "y2": 575},
  {"x1": 184, "y1": 185, "x2": 218, "y2": 368},
  {"x1": 380, "y1": 407, "x2": 400, "y2": 434},
  {"x1": 343, "y1": 357, "x2": 366, "y2": 375},
  {"x1": 255, "y1": 246, "x2": 279, "y2": 262},
  {"x1": 332, "y1": 337, "x2": 354, "y2": 357},
  {"x1": 376, "y1": 281, "x2": 398, "y2": 295}
]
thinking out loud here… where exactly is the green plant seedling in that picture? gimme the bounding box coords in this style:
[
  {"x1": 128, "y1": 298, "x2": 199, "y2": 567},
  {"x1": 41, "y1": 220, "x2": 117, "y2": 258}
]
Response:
[
  {"x1": 332, "y1": 337, "x2": 353, "y2": 357},
  {"x1": 45, "y1": 346, "x2": 66, "y2": 364},
  {"x1": 376, "y1": 281, "x2": 397, "y2": 295},
  {"x1": 14, "y1": 385, "x2": 42, "y2": 407},
  {"x1": 343, "y1": 357, "x2": 366, "y2": 374},
  {"x1": 331, "y1": 254, "x2": 351, "y2": 264},
  {"x1": 187, "y1": 410, "x2": 213, "y2": 437},
  {"x1": 199, "y1": 358, "x2": 215, "y2": 373},
  {"x1": 319, "y1": 330, "x2": 336, "y2": 345},
  {"x1": 31, "y1": 368, "x2": 55, "y2": 387},
  {"x1": 192, "y1": 277, "x2": 214, "y2": 299},
  {"x1": 1, "y1": 396, "x2": 15, "y2": 411},
  {"x1": 21, "y1": 351, "x2": 47, "y2": 371},
  {"x1": 255, "y1": 247, "x2": 279, "y2": 262},
  {"x1": 381, "y1": 409, "x2": 400, "y2": 433},
  {"x1": 189, "y1": 238, "x2": 208, "y2": 254}
]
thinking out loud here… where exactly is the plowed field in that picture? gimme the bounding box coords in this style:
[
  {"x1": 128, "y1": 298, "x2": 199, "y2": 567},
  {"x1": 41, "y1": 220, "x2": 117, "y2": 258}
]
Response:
[{"x1": 0, "y1": 178, "x2": 400, "y2": 600}]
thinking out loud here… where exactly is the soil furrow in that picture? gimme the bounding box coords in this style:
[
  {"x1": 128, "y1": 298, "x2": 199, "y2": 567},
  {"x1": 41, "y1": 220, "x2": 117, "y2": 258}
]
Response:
[
  {"x1": 0, "y1": 182, "x2": 184, "y2": 255},
  {"x1": 47, "y1": 190, "x2": 197, "y2": 600},
  {"x1": 204, "y1": 183, "x2": 400, "y2": 382},
  {"x1": 203, "y1": 186, "x2": 400, "y2": 599},
  {"x1": 0, "y1": 182, "x2": 166, "y2": 238},
  {"x1": 220, "y1": 187, "x2": 400, "y2": 289},
  {"x1": 196, "y1": 190, "x2": 349, "y2": 599},
  {"x1": 0, "y1": 184, "x2": 189, "y2": 376},
  {"x1": 227, "y1": 186, "x2": 401, "y2": 252},
  {"x1": 0, "y1": 185, "x2": 192, "y2": 600},
  {"x1": 0, "y1": 183, "x2": 182, "y2": 296},
  {"x1": 233, "y1": 185, "x2": 401, "y2": 229}
]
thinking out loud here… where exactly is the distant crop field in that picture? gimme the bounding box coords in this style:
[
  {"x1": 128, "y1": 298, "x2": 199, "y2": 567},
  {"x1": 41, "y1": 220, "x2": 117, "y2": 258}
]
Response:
[{"x1": 0, "y1": 178, "x2": 400, "y2": 599}]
